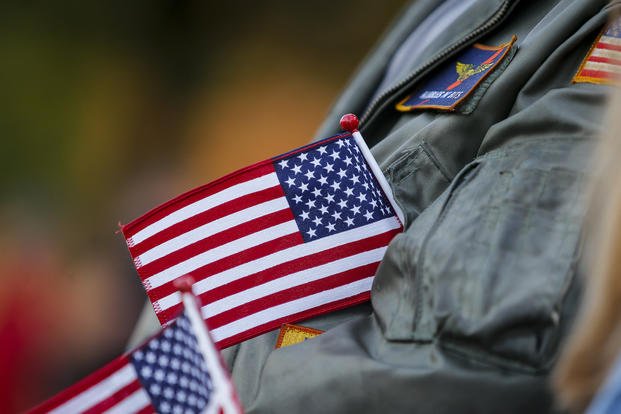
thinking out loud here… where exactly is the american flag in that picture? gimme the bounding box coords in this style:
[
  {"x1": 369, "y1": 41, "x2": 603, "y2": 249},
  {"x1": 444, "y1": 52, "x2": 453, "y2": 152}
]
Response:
[
  {"x1": 122, "y1": 131, "x2": 404, "y2": 348},
  {"x1": 574, "y1": 17, "x2": 621, "y2": 84},
  {"x1": 29, "y1": 293, "x2": 241, "y2": 414}
]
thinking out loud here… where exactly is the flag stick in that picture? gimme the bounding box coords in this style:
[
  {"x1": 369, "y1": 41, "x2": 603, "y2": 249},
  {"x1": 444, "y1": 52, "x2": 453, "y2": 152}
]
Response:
[
  {"x1": 340, "y1": 114, "x2": 405, "y2": 225},
  {"x1": 176, "y1": 277, "x2": 241, "y2": 414}
]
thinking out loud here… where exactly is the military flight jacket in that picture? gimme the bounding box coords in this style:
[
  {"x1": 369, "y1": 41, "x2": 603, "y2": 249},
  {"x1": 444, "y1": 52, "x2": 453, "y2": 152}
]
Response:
[{"x1": 130, "y1": 0, "x2": 621, "y2": 412}]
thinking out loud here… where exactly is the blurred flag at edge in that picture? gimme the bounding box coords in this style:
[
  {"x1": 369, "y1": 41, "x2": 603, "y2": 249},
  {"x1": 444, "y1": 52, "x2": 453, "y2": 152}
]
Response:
[
  {"x1": 28, "y1": 291, "x2": 242, "y2": 414},
  {"x1": 121, "y1": 125, "x2": 404, "y2": 349}
]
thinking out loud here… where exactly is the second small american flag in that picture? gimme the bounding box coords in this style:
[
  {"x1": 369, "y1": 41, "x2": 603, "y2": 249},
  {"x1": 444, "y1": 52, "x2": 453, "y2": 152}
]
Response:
[{"x1": 122, "y1": 131, "x2": 403, "y2": 348}]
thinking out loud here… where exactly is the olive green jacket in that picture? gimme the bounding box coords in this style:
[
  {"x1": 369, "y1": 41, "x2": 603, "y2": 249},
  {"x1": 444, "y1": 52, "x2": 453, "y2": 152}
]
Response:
[{"x1": 130, "y1": 0, "x2": 619, "y2": 412}]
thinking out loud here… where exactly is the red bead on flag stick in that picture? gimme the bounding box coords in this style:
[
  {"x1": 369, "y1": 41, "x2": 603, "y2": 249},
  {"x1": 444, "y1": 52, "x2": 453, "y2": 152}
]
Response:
[
  {"x1": 339, "y1": 113, "x2": 360, "y2": 133},
  {"x1": 174, "y1": 274, "x2": 196, "y2": 293},
  {"x1": 175, "y1": 274, "x2": 201, "y2": 311}
]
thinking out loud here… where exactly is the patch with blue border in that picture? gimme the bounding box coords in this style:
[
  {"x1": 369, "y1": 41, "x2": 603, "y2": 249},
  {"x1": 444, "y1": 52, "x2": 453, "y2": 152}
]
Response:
[{"x1": 396, "y1": 36, "x2": 517, "y2": 112}]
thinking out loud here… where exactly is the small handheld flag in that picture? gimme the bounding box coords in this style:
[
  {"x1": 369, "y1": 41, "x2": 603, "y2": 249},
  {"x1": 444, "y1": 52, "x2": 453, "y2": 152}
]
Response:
[
  {"x1": 121, "y1": 114, "x2": 404, "y2": 348},
  {"x1": 29, "y1": 287, "x2": 242, "y2": 414}
]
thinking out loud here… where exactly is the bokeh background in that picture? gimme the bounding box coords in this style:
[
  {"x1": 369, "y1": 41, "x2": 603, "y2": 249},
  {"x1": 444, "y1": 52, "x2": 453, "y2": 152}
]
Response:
[{"x1": 0, "y1": 0, "x2": 408, "y2": 411}]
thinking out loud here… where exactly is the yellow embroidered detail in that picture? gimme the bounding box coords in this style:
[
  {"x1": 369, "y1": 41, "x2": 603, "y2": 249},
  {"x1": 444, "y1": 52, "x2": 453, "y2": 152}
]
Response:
[
  {"x1": 275, "y1": 324, "x2": 324, "y2": 349},
  {"x1": 455, "y1": 61, "x2": 494, "y2": 82}
]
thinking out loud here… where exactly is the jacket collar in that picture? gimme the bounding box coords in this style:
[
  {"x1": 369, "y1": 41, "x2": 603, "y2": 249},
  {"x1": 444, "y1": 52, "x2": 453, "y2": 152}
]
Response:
[{"x1": 314, "y1": 0, "x2": 518, "y2": 140}]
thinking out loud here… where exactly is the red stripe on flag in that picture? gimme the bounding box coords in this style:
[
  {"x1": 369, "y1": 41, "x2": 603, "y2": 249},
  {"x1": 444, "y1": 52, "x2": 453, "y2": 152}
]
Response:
[
  {"x1": 156, "y1": 230, "x2": 396, "y2": 323},
  {"x1": 579, "y1": 68, "x2": 617, "y2": 79},
  {"x1": 587, "y1": 55, "x2": 621, "y2": 66},
  {"x1": 215, "y1": 291, "x2": 370, "y2": 349},
  {"x1": 150, "y1": 233, "x2": 305, "y2": 323},
  {"x1": 596, "y1": 41, "x2": 621, "y2": 52},
  {"x1": 136, "y1": 208, "x2": 295, "y2": 278},
  {"x1": 136, "y1": 406, "x2": 156, "y2": 414},
  {"x1": 129, "y1": 185, "x2": 284, "y2": 257},
  {"x1": 199, "y1": 230, "x2": 395, "y2": 305},
  {"x1": 27, "y1": 357, "x2": 131, "y2": 413},
  {"x1": 147, "y1": 231, "x2": 303, "y2": 300},
  {"x1": 82, "y1": 380, "x2": 144, "y2": 414},
  {"x1": 207, "y1": 261, "x2": 380, "y2": 330},
  {"x1": 122, "y1": 163, "x2": 276, "y2": 237}
]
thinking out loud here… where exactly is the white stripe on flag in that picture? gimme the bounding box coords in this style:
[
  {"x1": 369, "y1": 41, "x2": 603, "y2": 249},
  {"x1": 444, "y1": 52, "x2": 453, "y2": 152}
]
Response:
[
  {"x1": 129, "y1": 172, "x2": 280, "y2": 246},
  {"x1": 136, "y1": 197, "x2": 290, "y2": 266},
  {"x1": 144, "y1": 220, "x2": 300, "y2": 289},
  {"x1": 49, "y1": 364, "x2": 137, "y2": 414},
  {"x1": 211, "y1": 277, "x2": 374, "y2": 342},
  {"x1": 103, "y1": 389, "x2": 150, "y2": 414},
  {"x1": 202, "y1": 247, "x2": 387, "y2": 318},
  {"x1": 583, "y1": 61, "x2": 620, "y2": 73},
  {"x1": 591, "y1": 47, "x2": 621, "y2": 61},
  {"x1": 600, "y1": 35, "x2": 621, "y2": 47},
  {"x1": 153, "y1": 217, "x2": 401, "y2": 311}
]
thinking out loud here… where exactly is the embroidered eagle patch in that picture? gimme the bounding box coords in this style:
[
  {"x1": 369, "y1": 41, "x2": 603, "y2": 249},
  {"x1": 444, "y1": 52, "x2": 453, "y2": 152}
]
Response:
[{"x1": 396, "y1": 36, "x2": 517, "y2": 112}]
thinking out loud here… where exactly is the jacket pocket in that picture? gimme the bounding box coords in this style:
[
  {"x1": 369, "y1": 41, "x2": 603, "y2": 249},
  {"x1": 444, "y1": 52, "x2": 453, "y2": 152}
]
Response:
[
  {"x1": 414, "y1": 138, "x2": 591, "y2": 372},
  {"x1": 384, "y1": 141, "x2": 452, "y2": 226}
]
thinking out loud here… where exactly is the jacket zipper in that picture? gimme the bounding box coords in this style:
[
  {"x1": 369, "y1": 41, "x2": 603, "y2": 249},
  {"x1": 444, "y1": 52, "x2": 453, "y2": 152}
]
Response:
[
  {"x1": 360, "y1": 0, "x2": 516, "y2": 132},
  {"x1": 364, "y1": 0, "x2": 517, "y2": 333}
]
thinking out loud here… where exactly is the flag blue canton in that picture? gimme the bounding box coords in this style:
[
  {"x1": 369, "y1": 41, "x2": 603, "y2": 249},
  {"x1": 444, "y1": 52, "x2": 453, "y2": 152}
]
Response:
[
  {"x1": 274, "y1": 134, "x2": 395, "y2": 242},
  {"x1": 131, "y1": 312, "x2": 213, "y2": 414}
]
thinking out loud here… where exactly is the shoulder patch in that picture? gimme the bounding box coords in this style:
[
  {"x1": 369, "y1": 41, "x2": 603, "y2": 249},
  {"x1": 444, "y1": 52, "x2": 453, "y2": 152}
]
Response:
[
  {"x1": 275, "y1": 324, "x2": 324, "y2": 349},
  {"x1": 574, "y1": 18, "x2": 621, "y2": 85},
  {"x1": 396, "y1": 36, "x2": 517, "y2": 112}
]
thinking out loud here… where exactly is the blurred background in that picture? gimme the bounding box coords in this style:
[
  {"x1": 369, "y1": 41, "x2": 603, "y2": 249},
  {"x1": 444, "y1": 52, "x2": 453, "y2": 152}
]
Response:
[{"x1": 0, "y1": 0, "x2": 407, "y2": 411}]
